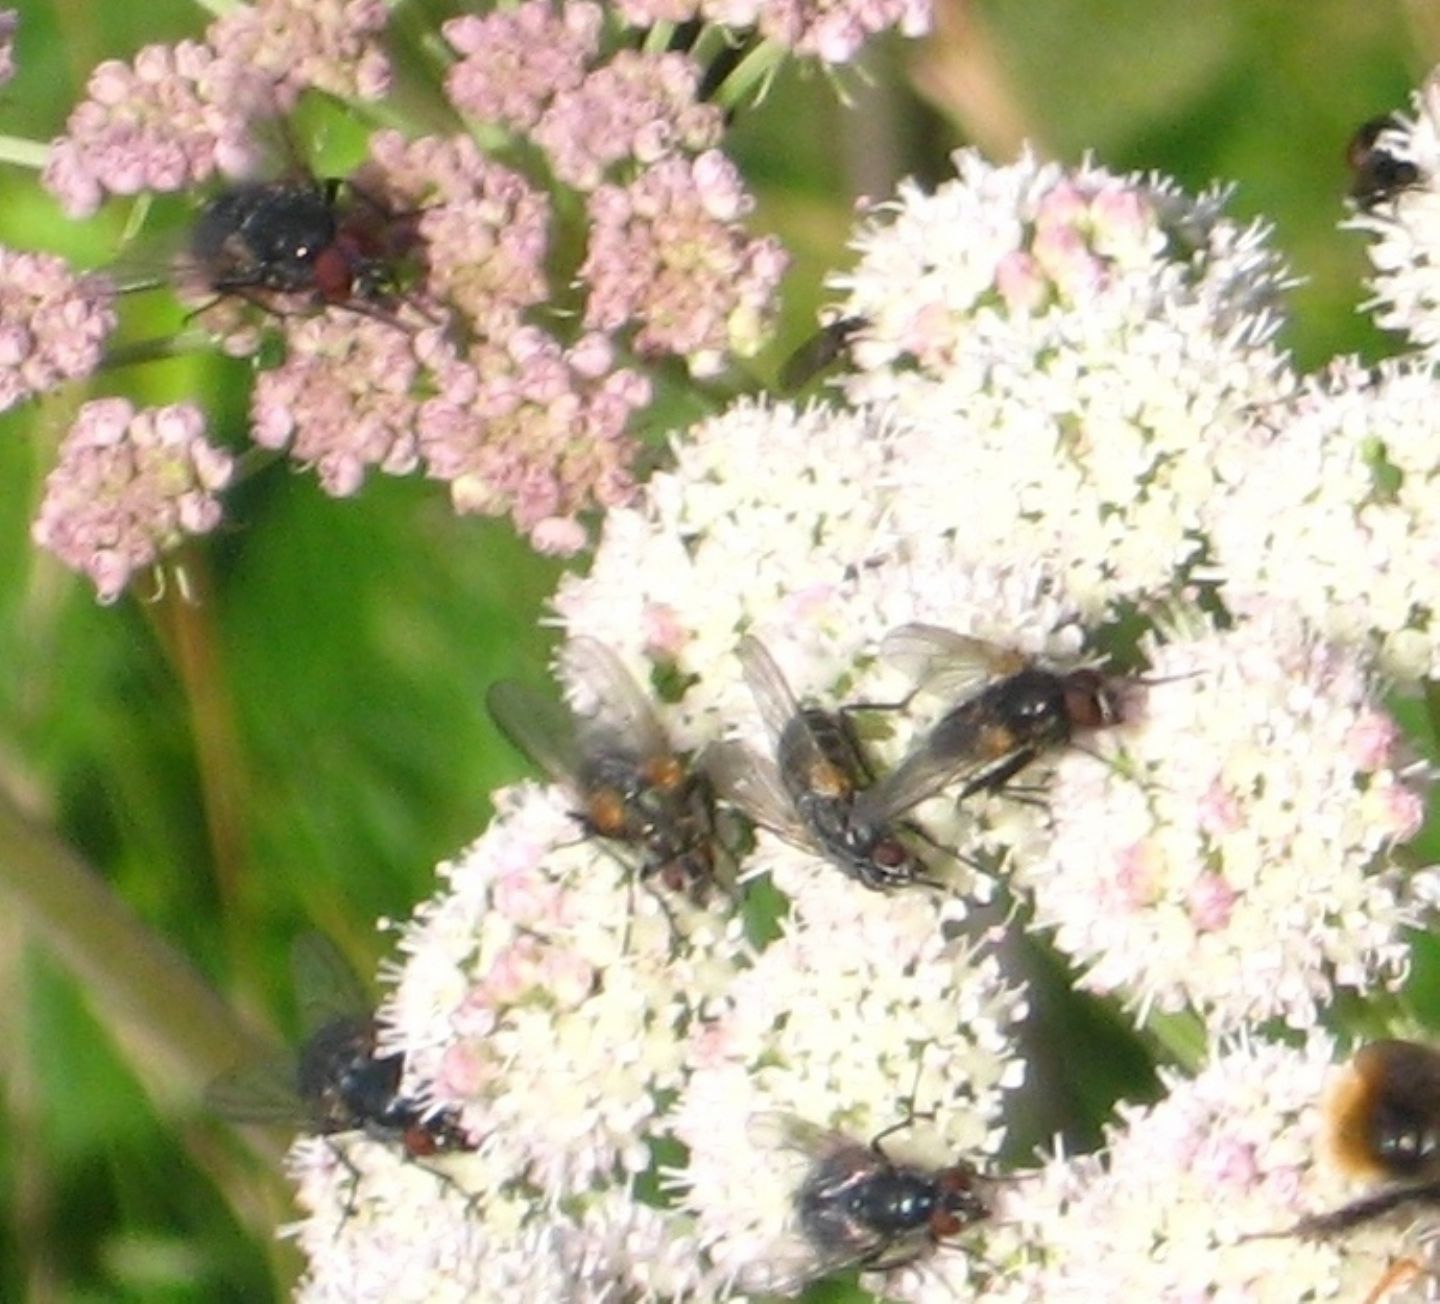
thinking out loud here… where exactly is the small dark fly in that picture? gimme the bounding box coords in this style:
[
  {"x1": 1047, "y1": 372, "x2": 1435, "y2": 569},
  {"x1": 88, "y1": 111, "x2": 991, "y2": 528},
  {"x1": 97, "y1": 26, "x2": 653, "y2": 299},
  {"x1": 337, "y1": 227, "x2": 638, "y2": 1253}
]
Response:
[
  {"x1": 206, "y1": 933, "x2": 470, "y2": 1158},
  {"x1": 855, "y1": 623, "x2": 1127, "y2": 818},
  {"x1": 1347, "y1": 115, "x2": 1420, "y2": 208},
  {"x1": 486, "y1": 638, "x2": 720, "y2": 901},
  {"x1": 705, "y1": 636, "x2": 931, "y2": 890},
  {"x1": 778, "y1": 315, "x2": 866, "y2": 392},
  {"x1": 185, "y1": 177, "x2": 420, "y2": 309},
  {"x1": 746, "y1": 1113, "x2": 991, "y2": 1293}
]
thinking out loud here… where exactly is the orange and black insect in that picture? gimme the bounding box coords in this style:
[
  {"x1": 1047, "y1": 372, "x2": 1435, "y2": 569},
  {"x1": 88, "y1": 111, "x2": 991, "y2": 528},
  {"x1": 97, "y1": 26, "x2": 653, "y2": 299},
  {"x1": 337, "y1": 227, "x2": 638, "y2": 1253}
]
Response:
[
  {"x1": 1260, "y1": 1040, "x2": 1440, "y2": 1240},
  {"x1": 487, "y1": 638, "x2": 720, "y2": 900},
  {"x1": 856, "y1": 623, "x2": 1127, "y2": 818},
  {"x1": 706, "y1": 636, "x2": 932, "y2": 890}
]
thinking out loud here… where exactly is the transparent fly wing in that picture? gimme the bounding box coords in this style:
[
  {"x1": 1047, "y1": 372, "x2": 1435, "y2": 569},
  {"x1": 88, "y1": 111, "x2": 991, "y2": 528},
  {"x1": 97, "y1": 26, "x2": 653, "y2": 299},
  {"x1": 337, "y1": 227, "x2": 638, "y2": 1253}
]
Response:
[
  {"x1": 204, "y1": 1054, "x2": 307, "y2": 1126},
  {"x1": 880, "y1": 623, "x2": 1025, "y2": 700},
  {"x1": 851, "y1": 735, "x2": 980, "y2": 826},
  {"x1": 743, "y1": 1112, "x2": 885, "y2": 1291},
  {"x1": 291, "y1": 931, "x2": 370, "y2": 1037},
  {"x1": 558, "y1": 637, "x2": 668, "y2": 761},
  {"x1": 736, "y1": 635, "x2": 842, "y2": 792},
  {"x1": 736, "y1": 636, "x2": 807, "y2": 744},
  {"x1": 747, "y1": 1110, "x2": 846, "y2": 1160},
  {"x1": 486, "y1": 678, "x2": 585, "y2": 788},
  {"x1": 778, "y1": 316, "x2": 863, "y2": 393},
  {"x1": 704, "y1": 741, "x2": 811, "y2": 848}
]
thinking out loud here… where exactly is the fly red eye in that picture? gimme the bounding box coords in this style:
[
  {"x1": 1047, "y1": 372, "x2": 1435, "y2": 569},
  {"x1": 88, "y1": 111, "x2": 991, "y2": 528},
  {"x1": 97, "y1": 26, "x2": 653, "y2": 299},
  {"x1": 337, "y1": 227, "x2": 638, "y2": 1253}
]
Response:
[
  {"x1": 1064, "y1": 671, "x2": 1117, "y2": 729},
  {"x1": 930, "y1": 1209, "x2": 963, "y2": 1237},
  {"x1": 873, "y1": 839, "x2": 908, "y2": 868}
]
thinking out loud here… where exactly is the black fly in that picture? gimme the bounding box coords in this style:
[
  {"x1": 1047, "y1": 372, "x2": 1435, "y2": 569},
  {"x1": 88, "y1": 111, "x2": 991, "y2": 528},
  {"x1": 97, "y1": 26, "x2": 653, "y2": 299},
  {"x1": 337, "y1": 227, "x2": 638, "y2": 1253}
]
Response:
[{"x1": 705, "y1": 636, "x2": 932, "y2": 890}]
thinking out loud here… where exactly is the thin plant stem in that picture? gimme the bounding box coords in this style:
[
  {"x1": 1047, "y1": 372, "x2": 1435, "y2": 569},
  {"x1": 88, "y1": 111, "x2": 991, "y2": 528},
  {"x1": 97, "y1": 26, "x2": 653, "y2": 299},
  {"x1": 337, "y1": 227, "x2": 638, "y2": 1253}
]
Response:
[
  {"x1": 711, "y1": 38, "x2": 785, "y2": 110},
  {"x1": 0, "y1": 781, "x2": 277, "y2": 1132},
  {"x1": 0, "y1": 134, "x2": 49, "y2": 170}
]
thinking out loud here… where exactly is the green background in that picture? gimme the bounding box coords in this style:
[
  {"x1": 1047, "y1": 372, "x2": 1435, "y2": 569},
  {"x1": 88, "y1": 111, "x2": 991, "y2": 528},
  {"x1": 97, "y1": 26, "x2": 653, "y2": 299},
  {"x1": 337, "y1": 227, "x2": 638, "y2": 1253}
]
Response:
[{"x1": 0, "y1": 0, "x2": 1435, "y2": 1299}]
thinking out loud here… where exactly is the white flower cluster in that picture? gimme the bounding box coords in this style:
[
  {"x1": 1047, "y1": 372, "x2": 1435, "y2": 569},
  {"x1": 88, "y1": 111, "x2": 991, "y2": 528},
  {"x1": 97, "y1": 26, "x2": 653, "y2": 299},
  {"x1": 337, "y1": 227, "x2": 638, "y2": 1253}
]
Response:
[
  {"x1": 1208, "y1": 356, "x2": 1440, "y2": 679},
  {"x1": 828, "y1": 149, "x2": 1296, "y2": 617},
  {"x1": 1004, "y1": 1040, "x2": 1431, "y2": 1304},
  {"x1": 287, "y1": 128, "x2": 1440, "y2": 1300},
  {"x1": 1023, "y1": 604, "x2": 1433, "y2": 1029}
]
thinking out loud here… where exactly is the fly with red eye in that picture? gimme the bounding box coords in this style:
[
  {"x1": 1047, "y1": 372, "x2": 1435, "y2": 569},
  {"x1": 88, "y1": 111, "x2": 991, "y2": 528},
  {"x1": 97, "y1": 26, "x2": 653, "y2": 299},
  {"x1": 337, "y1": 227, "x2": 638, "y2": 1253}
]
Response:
[
  {"x1": 486, "y1": 638, "x2": 723, "y2": 904},
  {"x1": 705, "y1": 636, "x2": 935, "y2": 891},
  {"x1": 206, "y1": 933, "x2": 473, "y2": 1159},
  {"x1": 185, "y1": 175, "x2": 422, "y2": 314},
  {"x1": 850, "y1": 623, "x2": 1131, "y2": 827},
  {"x1": 745, "y1": 1112, "x2": 992, "y2": 1293}
]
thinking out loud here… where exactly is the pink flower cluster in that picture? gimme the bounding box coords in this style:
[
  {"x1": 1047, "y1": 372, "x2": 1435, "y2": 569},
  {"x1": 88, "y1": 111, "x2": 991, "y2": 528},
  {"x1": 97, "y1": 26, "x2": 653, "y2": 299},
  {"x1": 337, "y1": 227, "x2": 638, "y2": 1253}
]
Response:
[
  {"x1": 43, "y1": 41, "x2": 270, "y2": 217},
  {"x1": 0, "y1": 249, "x2": 116, "y2": 413},
  {"x1": 32, "y1": 399, "x2": 233, "y2": 603},
  {"x1": 208, "y1": 0, "x2": 391, "y2": 104},
  {"x1": 443, "y1": 2, "x2": 602, "y2": 132},
  {"x1": 609, "y1": 0, "x2": 933, "y2": 63},
  {"x1": 357, "y1": 131, "x2": 550, "y2": 337},
  {"x1": 250, "y1": 312, "x2": 427, "y2": 498},
  {"x1": 444, "y1": 3, "x2": 722, "y2": 190},
  {"x1": 0, "y1": 10, "x2": 16, "y2": 88},
  {"x1": 420, "y1": 329, "x2": 648, "y2": 551},
  {"x1": 532, "y1": 51, "x2": 724, "y2": 190},
  {"x1": 43, "y1": 0, "x2": 393, "y2": 217},
  {"x1": 582, "y1": 153, "x2": 788, "y2": 376}
]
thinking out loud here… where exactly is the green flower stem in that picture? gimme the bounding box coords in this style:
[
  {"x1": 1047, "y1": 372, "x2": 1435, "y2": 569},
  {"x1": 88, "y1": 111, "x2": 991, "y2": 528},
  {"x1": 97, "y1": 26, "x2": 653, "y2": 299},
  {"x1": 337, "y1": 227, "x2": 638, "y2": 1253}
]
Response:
[
  {"x1": 1424, "y1": 677, "x2": 1440, "y2": 750},
  {"x1": 711, "y1": 38, "x2": 785, "y2": 111},
  {"x1": 0, "y1": 135, "x2": 50, "y2": 170},
  {"x1": 188, "y1": 0, "x2": 236, "y2": 16},
  {"x1": 1143, "y1": 1008, "x2": 1209, "y2": 1073},
  {"x1": 0, "y1": 782, "x2": 280, "y2": 1155},
  {"x1": 642, "y1": 21, "x2": 677, "y2": 56}
]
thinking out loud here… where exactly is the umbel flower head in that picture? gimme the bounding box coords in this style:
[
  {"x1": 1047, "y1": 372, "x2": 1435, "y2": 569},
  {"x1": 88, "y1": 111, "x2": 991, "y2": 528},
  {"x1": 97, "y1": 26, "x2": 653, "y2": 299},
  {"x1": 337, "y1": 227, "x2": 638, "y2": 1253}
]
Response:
[
  {"x1": 1006, "y1": 1038, "x2": 1436, "y2": 1303},
  {"x1": 29, "y1": 0, "x2": 795, "y2": 585},
  {"x1": 821, "y1": 149, "x2": 1296, "y2": 617},
  {"x1": 31, "y1": 399, "x2": 233, "y2": 603},
  {"x1": 1206, "y1": 356, "x2": 1440, "y2": 680}
]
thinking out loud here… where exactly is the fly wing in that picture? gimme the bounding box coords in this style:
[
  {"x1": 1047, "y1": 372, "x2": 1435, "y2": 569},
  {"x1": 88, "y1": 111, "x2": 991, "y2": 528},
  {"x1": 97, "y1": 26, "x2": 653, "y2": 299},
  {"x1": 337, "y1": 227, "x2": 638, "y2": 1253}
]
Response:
[
  {"x1": 778, "y1": 316, "x2": 863, "y2": 393},
  {"x1": 291, "y1": 932, "x2": 370, "y2": 1037},
  {"x1": 204, "y1": 1054, "x2": 307, "y2": 1126},
  {"x1": 486, "y1": 678, "x2": 585, "y2": 788},
  {"x1": 742, "y1": 1112, "x2": 886, "y2": 1292},
  {"x1": 747, "y1": 1110, "x2": 848, "y2": 1159},
  {"x1": 881, "y1": 623, "x2": 1024, "y2": 700},
  {"x1": 736, "y1": 636, "x2": 806, "y2": 744},
  {"x1": 850, "y1": 726, "x2": 982, "y2": 824},
  {"x1": 703, "y1": 740, "x2": 812, "y2": 848},
  {"x1": 558, "y1": 637, "x2": 668, "y2": 762}
]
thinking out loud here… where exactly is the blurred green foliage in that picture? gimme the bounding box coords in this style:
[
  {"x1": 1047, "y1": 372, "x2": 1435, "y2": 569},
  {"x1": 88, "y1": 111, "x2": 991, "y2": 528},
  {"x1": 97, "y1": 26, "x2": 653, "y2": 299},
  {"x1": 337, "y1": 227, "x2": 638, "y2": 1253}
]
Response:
[{"x1": 0, "y1": 0, "x2": 1433, "y2": 1300}]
